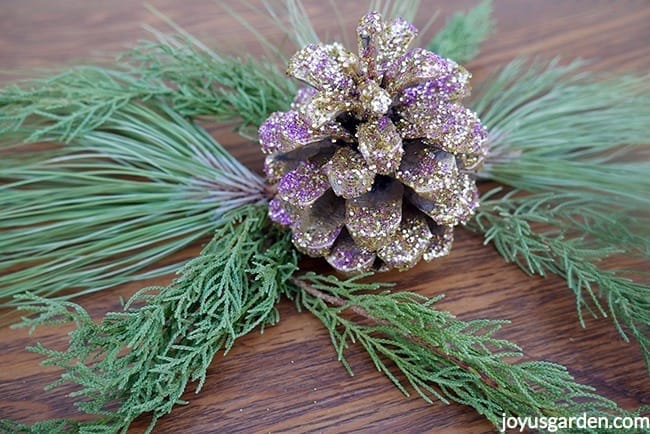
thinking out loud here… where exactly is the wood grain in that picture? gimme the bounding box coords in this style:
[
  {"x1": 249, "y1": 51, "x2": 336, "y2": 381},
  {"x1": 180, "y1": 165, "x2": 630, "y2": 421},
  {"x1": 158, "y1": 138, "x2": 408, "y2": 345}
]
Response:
[{"x1": 0, "y1": 1, "x2": 648, "y2": 433}]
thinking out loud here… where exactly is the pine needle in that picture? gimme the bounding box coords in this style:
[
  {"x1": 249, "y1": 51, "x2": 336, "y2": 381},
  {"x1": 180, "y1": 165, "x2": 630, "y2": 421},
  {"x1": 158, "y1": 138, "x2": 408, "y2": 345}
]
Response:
[
  {"x1": 289, "y1": 273, "x2": 645, "y2": 432},
  {"x1": 369, "y1": 0, "x2": 422, "y2": 23},
  {"x1": 5, "y1": 205, "x2": 297, "y2": 433},
  {"x1": 0, "y1": 25, "x2": 297, "y2": 308},
  {"x1": 467, "y1": 58, "x2": 650, "y2": 368},
  {"x1": 472, "y1": 58, "x2": 650, "y2": 208},
  {"x1": 260, "y1": 0, "x2": 320, "y2": 48},
  {"x1": 427, "y1": 0, "x2": 494, "y2": 64},
  {"x1": 0, "y1": 104, "x2": 267, "y2": 309}
]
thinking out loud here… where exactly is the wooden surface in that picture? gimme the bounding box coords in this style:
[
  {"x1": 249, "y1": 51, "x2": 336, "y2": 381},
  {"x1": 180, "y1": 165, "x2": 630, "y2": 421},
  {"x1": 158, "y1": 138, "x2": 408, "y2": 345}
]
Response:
[{"x1": 0, "y1": 1, "x2": 648, "y2": 433}]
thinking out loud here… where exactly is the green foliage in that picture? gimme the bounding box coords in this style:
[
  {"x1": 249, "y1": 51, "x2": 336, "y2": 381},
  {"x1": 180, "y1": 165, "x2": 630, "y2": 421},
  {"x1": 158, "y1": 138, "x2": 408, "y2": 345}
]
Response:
[
  {"x1": 469, "y1": 57, "x2": 650, "y2": 370},
  {"x1": 122, "y1": 35, "x2": 295, "y2": 137},
  {"x1": 0, "y1": 43, "x2": 293, "y2": 146},
  {"x1": 7, "y1": 205, "x2": 297, "y2": 433},
  {"x1": 0, "y1": 104, "x2": 267, "y2": 309},
  {"x1": 288, "y1": 273, "x2": 643, "y2": 432},
  {"x1": 428, "y1": 0, "x2": 494, "y2": 64},
  {"x1": 469, "y1": 191, "x2": 650, "y2": 370},
  {"x1": 0, "y1": 419, "x2": 86, "y2": 434},
  {"x1": 369, "y1": 0, "x2": 422, "y2": 23},
  {"x1": 245, "y1": 0, "x2": 320, "y2": 49},
  {"x1": 0, "y1": 21, "x2": 296, "y2": 308},
  {"x1": 0, "y1": 66, "x2": 164, "y2": 146},
  {"x1": 1, "y1": 2, "x2": 648, "y2": 432},
  {"x1": 472, "y1": 58, "x2": 650, "y2": 208}
]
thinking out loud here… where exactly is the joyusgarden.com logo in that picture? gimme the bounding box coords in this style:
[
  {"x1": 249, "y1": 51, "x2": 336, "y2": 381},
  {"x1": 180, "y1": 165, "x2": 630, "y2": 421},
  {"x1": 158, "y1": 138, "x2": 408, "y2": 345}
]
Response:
[{"x1": 500, "y1": 413, "x2": 649, "y2": 432}]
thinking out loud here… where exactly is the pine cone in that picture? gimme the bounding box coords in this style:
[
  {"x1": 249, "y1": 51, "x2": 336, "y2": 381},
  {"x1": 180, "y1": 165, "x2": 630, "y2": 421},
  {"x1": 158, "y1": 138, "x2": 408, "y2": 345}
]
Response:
[{"x1": 259, "y1": 11, "x2": 487, "y2": 273}]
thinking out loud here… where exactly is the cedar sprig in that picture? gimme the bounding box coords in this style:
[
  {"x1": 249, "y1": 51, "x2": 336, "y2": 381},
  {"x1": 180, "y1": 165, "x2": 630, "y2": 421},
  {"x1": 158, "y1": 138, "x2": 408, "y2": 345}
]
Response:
[
  {"x1": 288, "y1": 272, "x2": 645, "y2": 432},
  {"x1": 469, "y1": 56, "x2": 649, "y2": 371},
  {"x1": 7, "y1": 205, "x2": 297, "y2": 433},
  {"x1": 0, "y1": 0, "x2": 492, "y2": 308},
  {"x1": 468, "y1": 191, "x2": 650, "y2": 370},
  {"x1": 0, "y1": 48, "x2": 293, "y2": 146}
]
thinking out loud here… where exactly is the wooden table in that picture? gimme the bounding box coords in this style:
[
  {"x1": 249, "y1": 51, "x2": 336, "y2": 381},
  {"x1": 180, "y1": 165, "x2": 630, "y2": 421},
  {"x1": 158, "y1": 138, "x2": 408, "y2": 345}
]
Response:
[{"x1": 0, "y1": 1, "x2": 648, "y2": 432}]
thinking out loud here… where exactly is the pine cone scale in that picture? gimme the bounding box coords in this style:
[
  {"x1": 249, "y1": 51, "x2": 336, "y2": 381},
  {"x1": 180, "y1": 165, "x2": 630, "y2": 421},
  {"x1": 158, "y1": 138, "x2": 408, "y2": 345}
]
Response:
[{"x1": 345, "y1": 179, "x2": 403, "y2": 251}]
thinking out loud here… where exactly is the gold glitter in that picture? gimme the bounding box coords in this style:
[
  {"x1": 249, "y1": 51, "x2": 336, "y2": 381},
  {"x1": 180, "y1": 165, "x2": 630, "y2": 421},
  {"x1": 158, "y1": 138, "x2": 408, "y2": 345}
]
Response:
[
  {"x1": 407, "y1": 174, "x2": 479, "y2": 226},
  {"x1": 423, "y1": 224, "x2": 454, "y2": 261},
  {"x1": 377, "y1": 209, "x2": 432, "y2": 270},
  {"x1": 324, "y1": 147, "x2": 375, "y2": 199},
  {"x1": 300, "y1": 92, "x2": 349, "y2": 129},
  {"x1": 345, "y1": 180, "x2": 403, "y2": 250},
  {"x1": 395, "y1": 142, "x2": 459, "y2": 200},
  {"x1": 357, "y1": 117, "x2": 403, "y2": 175},
  {"x1": 292, "y1": 192, "x2": 344, "y2": 256},
  {"x1": 359, "y1": 80, "x2": 392, "y2": 115},
  {"x1": 326, "y1": 230, "x2": 376, "y2": 273}
]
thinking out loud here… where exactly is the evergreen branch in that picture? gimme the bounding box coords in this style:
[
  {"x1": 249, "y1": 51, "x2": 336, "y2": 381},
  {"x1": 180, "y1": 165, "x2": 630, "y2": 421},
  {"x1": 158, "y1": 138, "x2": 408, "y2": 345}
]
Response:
[
  {"x1": 0, "y1": 419, "x2": 87, "y2": 434},
  {"x1": 0, "y1": 66, "x2": 166, "y2": 146},
  {"x1": 122, "y1": 36, "x2": 295, "y2": 136},
  {"x1": 469, "y1": 56, "x2": 650, "y2": 370},
  {"x1": 0, "y1": 41, "x2": 293, "y2": 145},
  {"x1": 472, "y1": 58, "x2": 650, "y2": 208},
  {"x1": 0, "y1": 103, "x2": 266, "y2": 309},
  {"x1": 5, "y1": 205, "x2": 298, "y2": 433},
  {"x1": 427, "y1": 0, "x2": 494, "y2": 64},
  {"x1": 468, "y1": 191, "x2": 650, "y2": 370},
  {"x1": 288, "y1": 273, "x2": 644, "y2": 433}
]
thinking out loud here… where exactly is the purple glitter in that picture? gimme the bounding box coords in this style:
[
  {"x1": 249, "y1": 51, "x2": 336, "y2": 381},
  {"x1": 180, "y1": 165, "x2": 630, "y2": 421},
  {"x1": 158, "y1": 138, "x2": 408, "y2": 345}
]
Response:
[
  {"x1": 259, "y1": 112, "x2": 283, "y2": 154},
  {"x1": 399, "y1": 77, "x2": 468, "y2": 108},
  {"x1": 282, "y1": 111, "x2": 313, "y2": 144},
  {"x1": 259, "y1": 111, "x2": 318, "y2": 154},
  {"x1": 377, "y1": 115, "x2": 390, "y2": 129},
  {"x1": 291, "y1": 87, "x2": 318, "y2": 109},
  {"x1": 277, "y1": 161, "x2": 330, "y2": 207},
  {"x1": 326, "y1": 231, "x2": 376, "y2": 273},
  {"x1": 268, "y1": 198, "x2": 295, "y2": 227},
  {"x1": 384, "y1": 48, "x2": 468, "y2": 95}
]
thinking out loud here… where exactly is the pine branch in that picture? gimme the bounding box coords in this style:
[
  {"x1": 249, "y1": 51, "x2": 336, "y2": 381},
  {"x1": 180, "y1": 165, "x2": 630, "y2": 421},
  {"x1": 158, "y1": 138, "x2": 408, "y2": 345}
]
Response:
[
  {"x1": 468, "y1": 191, "x2": 650, "y2": 370},
  {"x1": 427, "y1": 0, "x2": 494, "y2": 64},
  {"x1": 5, "y1": 205, "x2": 297, "y2": 433},
  {"x1": 473, "y1": 58, "x2": 650, "y2": 208},
  {"x1": 0, "y1": 66, "x2": 166, "y2": 146},
  {"x1": 0, "y1": 103, "x2": 268, "y2": 309},
  {"x1": 288, "y1": 273, "x2": 645, "y2": 433}
]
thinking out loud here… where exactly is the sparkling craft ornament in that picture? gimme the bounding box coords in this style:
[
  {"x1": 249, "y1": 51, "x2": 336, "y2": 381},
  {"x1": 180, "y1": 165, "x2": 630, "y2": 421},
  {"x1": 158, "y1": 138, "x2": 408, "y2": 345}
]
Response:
[{"x1": 259, "y1": 11, "x2": 488, "y2": 272}]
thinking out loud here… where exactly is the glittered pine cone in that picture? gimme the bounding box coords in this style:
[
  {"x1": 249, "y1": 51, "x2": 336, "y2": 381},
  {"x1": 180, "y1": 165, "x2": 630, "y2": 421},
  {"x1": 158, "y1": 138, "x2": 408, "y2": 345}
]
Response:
[{"x1": 259, "y1": 11, "x2": 488, "y2": 273}]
